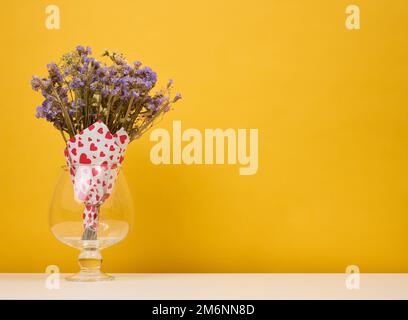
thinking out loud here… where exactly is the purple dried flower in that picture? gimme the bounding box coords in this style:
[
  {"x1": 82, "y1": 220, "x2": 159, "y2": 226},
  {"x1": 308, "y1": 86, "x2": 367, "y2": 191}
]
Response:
[
  {"x1": 123, "y1": 65, "x2": 132, "y2": 76},
  {"x1": 47, "y1": 63, "x2": 63, "y2": 84},
  {"x1": 173, "y1": 93, "x2": 182, "y2": 102},
  {"x1": 146, "y1": 103, "x2": 156, "y2": 111},
  {"x1": 138, "y1": 66, "x2": 157, "y2": 83},
  {"x1": 76, "y1": 45, "x2": 85, "y2": 54},
  {"x1": 71, "y1": 77, "x2": 85, "y2": 89},
  {"x1": 84, "y1": 57, "x2": 94, "y2": 65},
  {"x1": 31, "y1": 76, "x2": 42, "y2": 91},
  {"x1": 122, "y1": 90, "x2": 129, "y2": 99},
  {"x1": 53, "y1": 120, "x2": 63, "y2": 129},
  {"x1": 90, "y1": 82, "x2": 99, "y2": 91},
  {"x1": 111, "y1": 87, "x2": 120, "y2": 95},
  {"x1": 96, "y1": 67, "x2": 107, "y2": 77},
  {"x1": 101, "y1": 76, "x2": 110, "y2": 84},
  {"x1": 111, "y1": 78, "x2": 120, "y2": 86},
  {"x1": 101, "y1": 87, "x2": 109, "y2": 97},
  {"x1": 35, "y1": 105, "x2": 45, "y2": 118}
]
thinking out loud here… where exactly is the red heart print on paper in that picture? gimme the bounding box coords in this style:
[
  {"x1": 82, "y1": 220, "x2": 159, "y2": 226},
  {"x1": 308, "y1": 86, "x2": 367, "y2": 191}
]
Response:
[
  {"x1": 92, "y1": 167, "x2": 99, "y2": 177},
  {"x1": 79, "y1": 153, "x2": 91, "y2": 164},
  {"x1": 119, "y1": 135, "x2": 127, "y2": 144},
  {"x1": 90, "y1": 143, "x2": 98, "y2": 151},
  {"x1": 101, "y1": 161, "x2": 108, "y2": 171}
]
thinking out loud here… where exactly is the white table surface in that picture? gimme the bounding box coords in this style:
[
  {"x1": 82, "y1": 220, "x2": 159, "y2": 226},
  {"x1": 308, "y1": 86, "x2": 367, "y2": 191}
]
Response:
[{"x1": 0, "y1": 273, "x2": 407, "y2": 300}]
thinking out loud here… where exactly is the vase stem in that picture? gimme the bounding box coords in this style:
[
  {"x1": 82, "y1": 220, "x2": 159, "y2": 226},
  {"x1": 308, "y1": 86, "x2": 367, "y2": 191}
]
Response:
[{"x1": 65, "y1": 247, "x2": 114, "y2": 282}]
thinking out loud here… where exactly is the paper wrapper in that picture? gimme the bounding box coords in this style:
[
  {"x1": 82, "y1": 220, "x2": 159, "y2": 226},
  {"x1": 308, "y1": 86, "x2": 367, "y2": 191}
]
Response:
[{"x1": 64, "y1": 121, "x2": 129, "y2": 237}]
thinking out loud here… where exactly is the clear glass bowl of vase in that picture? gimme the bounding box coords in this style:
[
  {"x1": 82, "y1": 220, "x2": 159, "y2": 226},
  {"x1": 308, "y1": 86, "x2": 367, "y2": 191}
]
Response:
[{"x1": 49, "y1": 164, "x2": 134, "y2": 282}]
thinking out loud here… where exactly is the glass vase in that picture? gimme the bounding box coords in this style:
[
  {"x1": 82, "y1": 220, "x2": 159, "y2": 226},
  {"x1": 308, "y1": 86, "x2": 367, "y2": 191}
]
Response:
[{"x1": 49, "y1": 165, "x2": 133, "y2": 282}]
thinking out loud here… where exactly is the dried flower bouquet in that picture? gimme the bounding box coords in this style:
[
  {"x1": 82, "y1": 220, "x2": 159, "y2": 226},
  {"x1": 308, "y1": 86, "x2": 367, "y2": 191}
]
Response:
[{"x1": 32, "y1": 45, "x2": 181, "y2": 240}]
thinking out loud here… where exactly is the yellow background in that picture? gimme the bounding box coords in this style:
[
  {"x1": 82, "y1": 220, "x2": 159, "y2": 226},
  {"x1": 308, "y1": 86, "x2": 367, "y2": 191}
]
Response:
[{"x1": 0, "y1": 0, "x2": 407, "y2": 272}]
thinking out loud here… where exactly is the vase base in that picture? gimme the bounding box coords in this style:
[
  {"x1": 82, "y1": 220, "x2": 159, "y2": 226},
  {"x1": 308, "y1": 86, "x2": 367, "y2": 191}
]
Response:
[{"x1": 66, "y1": 270, "x2": 114, "y2": 282}]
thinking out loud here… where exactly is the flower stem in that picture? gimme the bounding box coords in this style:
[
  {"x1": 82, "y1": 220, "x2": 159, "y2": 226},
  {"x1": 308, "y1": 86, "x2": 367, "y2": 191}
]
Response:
[
  {"x1": 51, "y1": 86, "x2": 76, "y2": 137},
  {"x1": 58, "y1": 126, "x2": 68, "y2": 143}
]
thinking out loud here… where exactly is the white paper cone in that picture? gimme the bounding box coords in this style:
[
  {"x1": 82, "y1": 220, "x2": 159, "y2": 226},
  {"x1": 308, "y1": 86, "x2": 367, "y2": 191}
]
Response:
[{"x1": 64, "y1": 121, "x2": 129, "y2": 231}]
